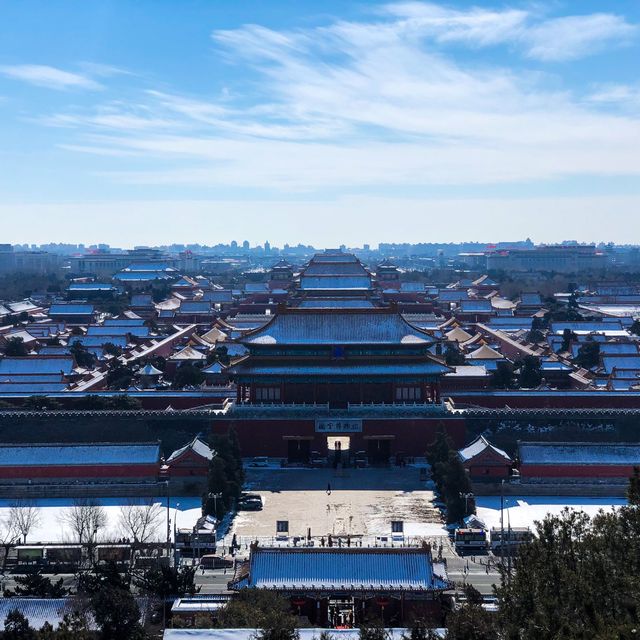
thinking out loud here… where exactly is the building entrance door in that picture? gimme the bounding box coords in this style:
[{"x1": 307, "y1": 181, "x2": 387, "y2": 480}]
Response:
[
  {"x1": 287, "y1": 439, "x2": 311, "y2": 464},
  {"x1": 328, "y1": 596, "x2": 355, "y2": 628},
  {"x1": 367, "y1": 438, "x2": 392, "y2": 465},
  {"x1": 327, "y1": 436, "x2": 350, "y2": 468}
]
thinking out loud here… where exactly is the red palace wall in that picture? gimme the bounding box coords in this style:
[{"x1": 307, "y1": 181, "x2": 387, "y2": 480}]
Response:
[
  {"x1": 0, "y1": 464, "x2": 159, "y2": 480},
  {"x1": 168, "y1": 466, "x2": 208, "y2": 477},
  {"x1": 466, "y1": 465, "x2": 511, "y2": 479},
  {"x1": 520, "y1": 464, "x2": 638, "y2": 479},
  {"x1": 213, "y1": 416, "x2": 466, "y2": 458},
  {"x1": 167, "y1": 454, "x2": 209, "y2": 478}
]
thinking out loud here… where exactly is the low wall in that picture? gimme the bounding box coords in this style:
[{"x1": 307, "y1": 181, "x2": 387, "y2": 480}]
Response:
[
  {"x1": 473, "y1": 481, "x2": 628, "y2": 497},
  {"x1": 0, "y1": 480, "x2": 201, "y2": 499}
]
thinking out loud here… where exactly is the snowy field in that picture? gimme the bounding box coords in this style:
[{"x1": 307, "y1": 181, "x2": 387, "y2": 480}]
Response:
[
  {"x1": 0, "y1": 497, "x2": 203, "y2": 544},
  {"x1": 0, "y1": 491, "x2": 628, "y2": 545},
  {"x1": 475, "y1": 495, "x2": 627, "y2": 531}
]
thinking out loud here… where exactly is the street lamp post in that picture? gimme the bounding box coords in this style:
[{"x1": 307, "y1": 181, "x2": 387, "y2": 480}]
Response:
[
  {"x1": 500, "y1": 479, "x2": 505, "y2": 572},
  {"x1": 207, "y1": 492, "x2": 222, "y2": 518},
  {"x1": 174, "y1": 503, "x2": 180, "y2": 569},
  {"x1": 165, "y1": 480, "x2": 171, "y2": 566},
  {"x1": 459, "y1": 492, "x2": 474, "y2": 516},
  {"x1": 206, "y1": 492, "x2": 223, "y2": 550}
]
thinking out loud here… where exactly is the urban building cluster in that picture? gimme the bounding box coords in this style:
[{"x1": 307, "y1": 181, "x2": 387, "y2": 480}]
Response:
[
  {"x1": 0, "y1": 247, "x2": 639, "y2": 479},
  {"x1": 0, "y1": 243, "x2": 639, "y2": 635}
]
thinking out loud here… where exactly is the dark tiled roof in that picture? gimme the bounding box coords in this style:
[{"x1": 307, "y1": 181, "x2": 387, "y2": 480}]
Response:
[
  {"x1": 304, "y1": 262, "x2": 369, "y2": 276},
  {"x1": 298, "y1": 299, "x2": 375, "y2": 309},
  {"x1": 48, "y1": 303, "x2": 94, "y2": 316},
  {"x1": 520, "y1": 442, "x2": 640, "y2": 465},
  {"x1": 87, "y1": 326, "x2": 150, "y2": 338},
  {"x1": 229, "y1": 361, "x2": 449, "y2": 377},
  {"x1": 178, "y1": 301, "x2": 212, "y2": 314},
  {"x1": 240, "y1": 547, "x2": 449, "y2": 592},
  {"x1": 0, "y1": 442, "x2": 160, "y2": 466},
  {"x1": 0, "y1": 356, "x2": 75, "y2": 376},
  {"x1": 300, "y1": 276, "x2": 372, "y2": 291},
  {"x1": 241, "y1": 311, "x2": 433, "y2": 345}
]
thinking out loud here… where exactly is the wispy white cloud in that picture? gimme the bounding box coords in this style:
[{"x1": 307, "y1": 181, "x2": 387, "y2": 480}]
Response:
[
  {"x1": 26, "y1": 2, "x2": 640, "y2": 194},
  {"x1": 77, "y1": 62, "x2": 132, "y2": 78},
  {"x1": 588, "y1": 83, "x2": 640, "y2": 109},
  {"x1": 524, "y1": 13, "x2": 637, "y2": 61},
  {"x1": 40, "y1": 104, "x2": 178, "y2": 131},
  {"x1": 0, "y1": 64, "x2": 102, "y2": 90},
  {"x1": 379, "y1": 3, "x2": 637, "y2": 61}
]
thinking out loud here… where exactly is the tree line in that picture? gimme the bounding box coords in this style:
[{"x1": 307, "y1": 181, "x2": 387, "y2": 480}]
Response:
[
  {"x1": 203, "y1": 428, "x2": 245, "y2": 521},
  {"x1": 427, "y1": 429, "x2": 474, "y2": 524}
]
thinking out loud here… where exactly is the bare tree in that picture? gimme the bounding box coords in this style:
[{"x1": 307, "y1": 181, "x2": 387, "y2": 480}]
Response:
[
  {"x1": 0, "y1": 514, "x2": 19, "y2": 571},
  {"x1": 118, "y1": 499, "x2": 163, "y2": 543},
  {"x1": 58, "y1": 498, "x2": 107, "y2": 544},
  {"x1": 9, "y1": 499, "x2": 41, "y2": 544}
]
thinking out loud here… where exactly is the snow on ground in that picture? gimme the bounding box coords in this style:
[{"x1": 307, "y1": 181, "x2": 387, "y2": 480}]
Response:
[
  {"x1": 403, "y1": 522, "x2": 448, "y2": 537},
  {"x1": 475, "y1": 495, "x2": 627, "y2": 531},
  {"x1": 0, "y1": 497, "x2": 203, "y2": 544},
  {"x1": 6, "y1": 489, "x2": 626, "y2": 546}
]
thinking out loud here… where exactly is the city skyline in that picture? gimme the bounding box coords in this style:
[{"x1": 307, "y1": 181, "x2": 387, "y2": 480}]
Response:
[{"x1": 1, "y1": 0, "x2": 640, "y2": 245}]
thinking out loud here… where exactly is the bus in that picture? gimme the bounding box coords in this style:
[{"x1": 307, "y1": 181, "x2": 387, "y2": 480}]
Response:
[
  {"x1": 454, "y1": 528, "x2": 488, "y2": 553},
  {"x1": 96, "y1": 544, "x2": 132, "y2": 566},
  {"x1": 44, "y1": 545, "x2": 82, "y2": 571},
  {"x1": 16, "y1": 546, "x2": 44, "y2": 567},
  {"x1": 490, "y1": 527, "x2": 533, "y2": 555},
  {"x1": 176, "y1": 528, "x2": 217, "y2": 556},
  {"x1": 15, "y1": 545, "x2": 83, "y2": 571}
]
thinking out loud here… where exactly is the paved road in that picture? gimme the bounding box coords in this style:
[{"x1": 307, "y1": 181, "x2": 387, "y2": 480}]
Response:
[
  {"x1": 445, "y1": 554, "x2": 502, "y2": 595},
  {"x1": 195, "y1": 568, "x2": 233, "y2": 593}
]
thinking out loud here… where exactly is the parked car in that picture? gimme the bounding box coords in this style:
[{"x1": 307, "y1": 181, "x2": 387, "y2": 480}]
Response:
[
  {"x1": 238, "y1": 493, "x2": 263, "y2": 511},
  {"x1": 354, "y1": 451, "x2": 368, "y2": 467},
  {"x1": 240, "y1": 492, "x2": 262, "y2": 501},
  {"x1": 310, "y1": 451, "x2": 327, "y2": 467},
  {"x1": 249, "y1": 456, "x2": 269, "y2": 467}
]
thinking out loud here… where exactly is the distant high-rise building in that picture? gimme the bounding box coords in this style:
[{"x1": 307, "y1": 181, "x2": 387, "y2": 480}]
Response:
[{"x1": 243, "y1": 240, "x2": 250, "y2": 250}]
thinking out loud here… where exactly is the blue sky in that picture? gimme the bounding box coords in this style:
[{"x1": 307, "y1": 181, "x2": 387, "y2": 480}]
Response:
[{"x1": 1, "y1": 0, "x2": 639, "y2": 247}]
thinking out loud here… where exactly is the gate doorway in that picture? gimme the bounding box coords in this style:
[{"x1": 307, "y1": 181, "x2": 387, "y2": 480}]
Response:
[
  {"x1": 286, "y1": 438, "x2": 311, "y2": 464},
  {"x1": 328, "y1": 596, "x2": 355, "y2": 628},
  {"x1": 366, "y1": 438, "x2": 392, "y2": 465},
  {"x1": 327, "y1": 436, "x2": 350, "y2": 468}
]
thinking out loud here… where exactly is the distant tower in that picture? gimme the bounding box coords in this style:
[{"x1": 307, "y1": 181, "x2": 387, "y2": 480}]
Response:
[
  {"x1": 265, "y1": 240, "x2": 271, "y2": 253},
  {"x1": 242, "y1": 240, "x2": 250, "y2": 250}
]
